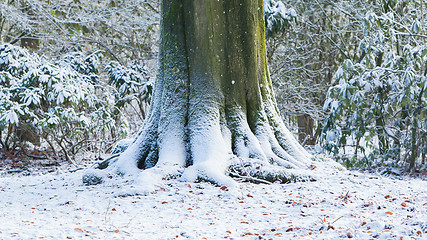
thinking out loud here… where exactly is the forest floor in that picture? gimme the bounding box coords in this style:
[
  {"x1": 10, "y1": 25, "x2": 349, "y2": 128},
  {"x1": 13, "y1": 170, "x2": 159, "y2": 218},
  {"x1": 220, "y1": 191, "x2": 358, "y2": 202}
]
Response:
[{"x1": 0, "y1": 156, "x2": 426, "y2": 240}]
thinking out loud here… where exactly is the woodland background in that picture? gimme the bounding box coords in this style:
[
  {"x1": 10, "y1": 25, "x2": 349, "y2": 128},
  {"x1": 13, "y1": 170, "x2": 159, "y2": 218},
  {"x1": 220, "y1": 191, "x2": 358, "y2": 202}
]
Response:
[{"x1": 0, "y1": 0, "x2": 425, "y2": 173}]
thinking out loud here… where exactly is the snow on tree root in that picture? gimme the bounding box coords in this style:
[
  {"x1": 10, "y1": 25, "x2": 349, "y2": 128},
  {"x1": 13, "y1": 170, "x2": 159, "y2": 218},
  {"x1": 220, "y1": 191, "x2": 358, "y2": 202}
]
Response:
[
  {"x1": 96, "y1": 0, "x2": 348, "y2": 191},
  {"x1": 107, "y1": 103, "x2": 317, "y2": 189},
  {"x1": 98, "y1": 0, "x2": 334, "y2": 191}
]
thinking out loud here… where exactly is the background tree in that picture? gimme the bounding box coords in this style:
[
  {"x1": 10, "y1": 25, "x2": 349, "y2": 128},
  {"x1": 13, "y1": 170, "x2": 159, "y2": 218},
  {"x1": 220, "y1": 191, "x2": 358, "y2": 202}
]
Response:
[
  {"x1": 109, "y1": 0, "x2": 315, "y2": 185},
  {"x1": 0, "y1": 0, "x2": 159, "y2": 64},
  {"x1": 267, "y1": 0, "x2": 381, "y2": 146}
]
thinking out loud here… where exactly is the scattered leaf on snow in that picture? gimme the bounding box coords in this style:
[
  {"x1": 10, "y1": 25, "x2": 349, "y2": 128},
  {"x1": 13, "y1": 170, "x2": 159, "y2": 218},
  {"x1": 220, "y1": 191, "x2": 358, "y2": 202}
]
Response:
[{"x1": 241, "y1": 232, "x2": 253, "y2": 236}]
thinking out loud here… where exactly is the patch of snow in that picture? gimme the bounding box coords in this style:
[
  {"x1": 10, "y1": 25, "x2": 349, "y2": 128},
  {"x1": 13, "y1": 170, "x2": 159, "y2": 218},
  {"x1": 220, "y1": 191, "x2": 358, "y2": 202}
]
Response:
[{"x1": 0, "y1": 167, "x2": 425, "y2": 239}]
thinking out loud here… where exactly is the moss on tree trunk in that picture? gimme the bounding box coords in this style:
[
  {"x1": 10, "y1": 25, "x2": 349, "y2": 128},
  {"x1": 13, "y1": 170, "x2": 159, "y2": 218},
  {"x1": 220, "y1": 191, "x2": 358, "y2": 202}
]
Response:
[{"x1": 109, "y1": 0, "x2": 314, "y2": 185}]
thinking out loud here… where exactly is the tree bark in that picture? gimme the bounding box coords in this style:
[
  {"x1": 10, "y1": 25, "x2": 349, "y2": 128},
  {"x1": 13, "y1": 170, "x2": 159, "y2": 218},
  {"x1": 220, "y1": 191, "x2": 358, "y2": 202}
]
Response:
[
  {"x1": 298, "y1": 114, "x2": 315, "y2": 146},
  {"x1": 19, "y1": 0, "x2": 39, "y2": 50},
  {"x1": 111, "y1": 0, "x2": 312, "y2": 185}
]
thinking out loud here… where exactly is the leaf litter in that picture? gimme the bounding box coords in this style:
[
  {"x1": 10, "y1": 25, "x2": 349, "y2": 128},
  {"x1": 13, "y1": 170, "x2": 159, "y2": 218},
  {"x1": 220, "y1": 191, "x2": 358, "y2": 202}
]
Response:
[{"x1": 0, "y1": 166, "x2": 425, "y2": 239}]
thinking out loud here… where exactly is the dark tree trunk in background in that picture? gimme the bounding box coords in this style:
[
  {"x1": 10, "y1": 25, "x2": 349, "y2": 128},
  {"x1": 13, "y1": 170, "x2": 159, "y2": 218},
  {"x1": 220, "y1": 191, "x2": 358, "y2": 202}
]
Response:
[
  {"x1": 298, "y1": 114, "x2": 315, "y2": 146},
  {"x1": 19, "y1": 0, "x2": 39, "y2": 50}
]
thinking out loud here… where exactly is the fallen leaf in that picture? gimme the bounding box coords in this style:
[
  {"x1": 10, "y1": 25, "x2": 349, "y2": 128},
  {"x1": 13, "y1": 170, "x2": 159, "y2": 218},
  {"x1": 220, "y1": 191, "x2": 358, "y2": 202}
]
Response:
[
  {"x1": 114, "y1": 230, "x2": 119, "y2": 233},
  {"x1": 286, "y1": 228, "x2": 293, "y2": 232},
  {"x1": 401, "y1": 202, "x2": 406, "y2": 207},
  {"x1": 74, "y1": 228, "x2": 83, "y2": 232},
  {"x1": 111, "y1": 208, "x2": 117, "y2": 211},
  {"x1": 385, "y1": 211, "x2": 393, "y2": 215},
  {"x1": 384, "y1": 195, "x2": 391, "y2": 199},
  {"x1": 274, "y1": 233, "x2": 283, "y2": 236},
  {"x1": 220, "y1": 186, "x2": 227, "y2": 191},
  {"x1": 161, "y1": 201, "x2": 168, "y2": 204},
  {"x1": 241, "y1": 233, "x2": 253, "y2": 236}
]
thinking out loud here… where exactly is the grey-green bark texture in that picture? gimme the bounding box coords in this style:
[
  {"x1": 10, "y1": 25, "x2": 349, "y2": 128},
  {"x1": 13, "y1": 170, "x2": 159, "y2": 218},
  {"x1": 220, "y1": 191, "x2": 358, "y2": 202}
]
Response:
[{"x1": 112, "y1": 0, "x2": 313, "y2": 185}]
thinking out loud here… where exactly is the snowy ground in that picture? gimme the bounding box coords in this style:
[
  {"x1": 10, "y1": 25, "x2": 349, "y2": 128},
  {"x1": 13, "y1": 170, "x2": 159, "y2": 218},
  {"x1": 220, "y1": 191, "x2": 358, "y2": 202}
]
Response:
[{"x1": 0, "y1": 163, "x2": 425, "y2": 240}]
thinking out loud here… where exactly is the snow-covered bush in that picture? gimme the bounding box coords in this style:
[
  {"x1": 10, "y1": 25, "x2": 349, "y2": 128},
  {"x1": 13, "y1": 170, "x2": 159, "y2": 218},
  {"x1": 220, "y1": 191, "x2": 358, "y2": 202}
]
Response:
[
  {"x1": 322, "y1": 3, "x2": 426, "y2": 171},
  {"x1": 105, "y1": 61, "x2": 152, "y2": 119},
  {"x1": 0, "y1": 44, "x2": 125, "y2": 162},
  {"x1": 264, "y1": 0, "x2": 296, "y2": 38},
  {"x1": 62, "y1": 51, "x2": 101, "y2": 84}
]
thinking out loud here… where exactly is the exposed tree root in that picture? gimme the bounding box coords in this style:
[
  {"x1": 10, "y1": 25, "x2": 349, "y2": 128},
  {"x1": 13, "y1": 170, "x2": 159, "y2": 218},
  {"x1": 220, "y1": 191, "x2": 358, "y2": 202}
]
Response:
[
  {"x1": 94, "y1": 0, "x2": 336, "y2": 188},
  {"x1": 102, "y1": 106, "x2": 318, "y2": 187}
]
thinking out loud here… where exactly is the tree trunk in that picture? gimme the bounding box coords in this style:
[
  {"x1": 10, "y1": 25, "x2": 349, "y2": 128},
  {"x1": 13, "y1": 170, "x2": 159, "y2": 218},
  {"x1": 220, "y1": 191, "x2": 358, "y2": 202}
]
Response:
[
  {"x1": 19, "y1": 0, "x2": 39, "y2": 50},
  {"x1": 297, "y1": 114, "x2": 315, "y2": 146},
  {"x1": 111, "y1": 0, "x2": 312, "y2": 185}
]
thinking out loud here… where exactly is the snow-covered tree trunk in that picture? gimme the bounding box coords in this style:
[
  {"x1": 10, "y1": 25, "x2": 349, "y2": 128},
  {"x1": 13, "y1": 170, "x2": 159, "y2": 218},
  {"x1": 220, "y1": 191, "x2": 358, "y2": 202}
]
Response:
[{"x1": 111, "y1": 0, "x2": 313, "y2": 185}]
